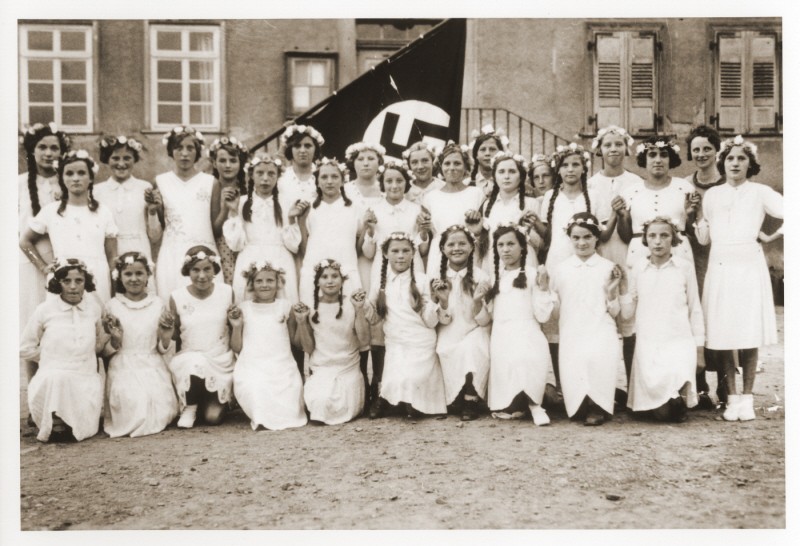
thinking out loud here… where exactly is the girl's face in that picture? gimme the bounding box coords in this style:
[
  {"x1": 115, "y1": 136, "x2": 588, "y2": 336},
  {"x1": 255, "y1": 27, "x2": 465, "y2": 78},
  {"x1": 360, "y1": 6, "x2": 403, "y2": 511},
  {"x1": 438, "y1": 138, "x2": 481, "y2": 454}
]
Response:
[
  {"x1": 59, "y1": 269, "x2": 86, "y2": 305},
  {"x1": 63, "y1": 160, "x2": 92, "y2": 196},
  {"x1": 569, "y1": 225, "x2": 598, "y2": 259},
  {"x1": 441, "y1": 152, "x2": 466, "y2": 185},
  {"x1": 690, "y1": 136, "x2": 717, "y2": 171},
  {"x1": 477, "y1": 139, "x2": 499, "y2": 170},
  {"x1": 172, "y1": 137, "x2": 198, "y2": 172},
  {"x1": 383, "y1": 169, "x2": 407, "y2": 204},
  {"x1": 291, "y1": 136, "x2": 316, "y2": 168},
  {"x1": 494, "y1": 159, "x2": 521, "y2": 194},
  {"x1": 443, "y1": 230, "x2": 472, "y2": 268},
  {"x1": 120, "y1": 261, "x2": 149, "y2": 298},
  {"x1": 386, "y1": 240, "x2": 414, "y2": 273},
  {"x1": 645, "y1": 222, "x2": 674, "y2": 259},
  {"x1": 531, "y1": 165, "x2": 554, "y2": 197},
  {"x1": 252, "y1": 269, "x2": 278, "y2": 302},
  {"x1": 317, "y1": 165, "x2": 343, "y2": 199},
  {"x1": 189, "y1": 259, "x2": 215, "y2": 291},
  {"x1": 318, "y1": 267, "x2": 344, "y2": 298},
  {"x1": 724, "y1": 146, "x2": 750, "y2": 183},
  {"x1": 108, "y1": 146, "x2": 135, "y2": 183},
  {"x1": 252, "y1": 163, "x2": 279, "y2": 197},
  {"x1": 600, "y1": 135, "x2": 626, "y2": 168},
  {"x1": 496, "y1": 232, "x2": 523, "y2": 268},
  {"x1": 34, "y1": 135, "x2": 61, "y2": 173},
  {"x1": 559, "y1": 154, "x2": 585, "y2": 187},
  {"x1": 645, "y1": 149, "x2": 670, "y2": 178},
  {"x1": 355, "y1": 150, "x2": 380, "y2": 180},
  {"x1": 408, "y1": 150, "x2": 433, "y2": 183},
  {"x1": 215, "y1": 148, "x2": 241, "y2": 183}
]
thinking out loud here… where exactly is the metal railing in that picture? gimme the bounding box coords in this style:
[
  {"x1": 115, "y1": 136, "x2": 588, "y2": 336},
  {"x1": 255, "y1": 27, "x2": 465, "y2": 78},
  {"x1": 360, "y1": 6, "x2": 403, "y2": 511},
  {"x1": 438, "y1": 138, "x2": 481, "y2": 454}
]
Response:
[{"x1": 461, "y1": 107, "x2": 570, "y2": 158}]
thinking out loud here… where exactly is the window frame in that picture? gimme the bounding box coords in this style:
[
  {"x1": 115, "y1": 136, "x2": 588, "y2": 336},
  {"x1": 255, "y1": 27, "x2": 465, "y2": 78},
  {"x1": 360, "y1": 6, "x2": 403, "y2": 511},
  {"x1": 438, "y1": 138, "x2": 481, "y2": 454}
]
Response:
[{"x1": 284, "y1": 52, "x2": 337, "y2": 119}]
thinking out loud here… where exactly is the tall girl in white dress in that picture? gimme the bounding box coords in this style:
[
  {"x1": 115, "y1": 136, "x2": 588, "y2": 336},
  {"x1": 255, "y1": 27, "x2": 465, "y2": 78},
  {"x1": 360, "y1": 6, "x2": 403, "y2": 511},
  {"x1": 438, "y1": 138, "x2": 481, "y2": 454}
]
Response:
[
  {"x1": 278, "y1": 124, "x2": 325, "y2": 205},
  {"x1": 694, "y1": 136, "x2": 783, "y2": 422},
  {"x1": 468, "y1": 125, "x2": 508, "y2": 197},
  {"x1": 229, "y1": 262, "x2": 307, "y2": 431},
  {"x1": 154, "y1": 127, "x2": 218, "y2": 298},
  {"x1": 102, "y1": 253, "x2": 178, "y2": 437},
  {"x1": 295, "y1": 260, "x2": 371, "y2": 425},
  {"x1": 403, "y1": 141, "x2": 445, "y2": 206}
]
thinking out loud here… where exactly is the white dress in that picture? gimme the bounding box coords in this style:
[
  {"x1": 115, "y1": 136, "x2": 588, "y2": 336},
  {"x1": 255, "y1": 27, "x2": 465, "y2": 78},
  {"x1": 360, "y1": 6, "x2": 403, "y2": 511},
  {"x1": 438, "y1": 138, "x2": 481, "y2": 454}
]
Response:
[
  {"x1": 406, "y1": 178, "x2": 445, "y2": 206},
  {"x1": 278, "y1": 167, "x2": 317, "y2": 205},
  {"x1": 345, "y1": 181, "x2": 384, "y2": 297},
  {"x1": 436, "y1": 267, "x2": 491, "y2": 405},
  {"x1": 29, "y1": 202, "x2": 118, "y2": 303},
  {"x1": 223, "y1": 194, "x2": 301, "y2": 304},
  {"x1": 488, "y1": 266, "x2": 554, "y2": 410},
  {"x1": 422, "y1": 186, "x2": 484, "y2": 278},
  {"x1": 373, "y1": 269, "x2": 446, "y2": 414},
  {"x1": 621, "y1": 257, "x2": 703, "y2": 411},
  {"x1": 480, "y1": 194, "x2": 541, "y2": 273},
  {"x1": 169, "y1": 284, "x2": 235, "y2": 406},
  {"x1": 695, "y1": 181, "x2": 782, "y2": 350},
  {"x1": 20, "y1": 297, "x2": 104, "y2": 442},
  {"x1": 93, "y1": 177, "x2": 155, "y2": 260},
  {"x1": 103, "y1": 294, "x2": 178, "y2": 437},
  {"x1": 155, "y1": 171, "x2": 217, "y2": 298},
  {"x1": 552, "y1": 253, "x2": 622, "y2": 416},
  {"x1": 232, "y1": 300, "x2": 307, "y2": 430},
  {"x1": 304, "y1": 302, "x2": 365, "y2": 424}
]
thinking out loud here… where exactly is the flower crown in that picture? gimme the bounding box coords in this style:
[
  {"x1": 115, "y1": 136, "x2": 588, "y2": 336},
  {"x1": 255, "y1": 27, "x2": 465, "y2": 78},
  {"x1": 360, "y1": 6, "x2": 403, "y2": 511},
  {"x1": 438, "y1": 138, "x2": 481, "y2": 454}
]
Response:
[
  {"x1": 551, "y1": 143, "x2": 592, "y2": 169},
  {"x1": 442, "y1": 223, "x2": 476, "y2": 243},
  {"x1": 383, "y1": 231, "x2": 416, "y2": 248},
  {"x1": 379, "y1": 160, "x2": 415, "y2": 181},
  {"x1": 245, "y1": 154, "x2": 283, "y2": 172},
  {"x1": 718, "y1": 135, "x2": 758, "y2": 161},
  {"x1": 19, "y1": 122, "x2": 67, "y2": 144},
  {"x1": 468, "y1": 124, "x2": 510, "y2": 151},
  {"x1": 281, "y1": 124, "x2": 325, "y2": 148},
  {"x1": 111, "y1": 253, "x2": 154, "y2": 280},
  {"x1": 315, "y1": 156, "x2": 348, "y2": 175},
  {"x1": 209, "y1": 136, "x2": 248, "y2": 157},
  {"x1": 565, "y1": 215, "x2": 599, "y2": 232},
  {"x1": 100, "y1": 135, "x2": 144, "y2": 154},
  {"x1": 495, "y1": 221, "x2": 529, "y2": 237},
  {"x1": 641, "y1": 215, "x2": 681, "y2": 236},
  {"x1": 183, "y1": 250, "x2": 221, "y2": 265},
  {"x1": 242, "y1": 260, "x2": 286, "y2": 280},
  {"x1": 530, "y1": 153, "x2": 550, "y2": 166},
  {"x1": 345, "y1": 141, "x2": 386, "y2": 161},
  {"x1": 162, "y1": 126, "x2": 204, "y2": 147},
  {"x1": 490, "y1": 150, "x2": 528, "y2": 171},
  {"x1": 402, "y1": 141, "x2": 438, "y2": 161},
  {"x1": 313, "y1": 259, "x2": 343, "y2": 273},
  {"x1": 591, "y1": 126, "x2": 635, "y2": 155},
  {"x1": 635, "y1": 139, "x2": 680, "y2": 157},
  {"x1": 47, "y1": 257, "x2": 92, "y2": 284},
  {"x1": 437, "y1": 141, "x2": 471, "y2": 162},
  {"x1": 56, "y1": 150, "x2": 100, "y2": 175}
]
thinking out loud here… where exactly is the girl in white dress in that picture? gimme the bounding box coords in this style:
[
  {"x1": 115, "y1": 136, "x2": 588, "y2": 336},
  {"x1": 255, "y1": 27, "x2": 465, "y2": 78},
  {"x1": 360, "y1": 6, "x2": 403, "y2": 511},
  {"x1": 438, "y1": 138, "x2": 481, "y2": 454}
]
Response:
[
  {"x1": 527, "y1": 154, "x2": 554, "y2": 202},
  {"x1": 295, "y1": 260, "x2": 371, "y2": 425},
  {"x1": 102, "y1": 252, "x2": 178, "y2": 437},
  {"x1": 468, "y1": 124, "x2": 509, "y2": 197},
  {"x1": 20, "y1": 259, "x2": 107, "y2": 442},
  {"x1": 223, "y1": 155, "x2": 303, "y2": 304},
  {"x1": 94, "y1": 136, "x2": 162, "y2": 266},
  {"x1": 694, "y1": 136, "x2": 783, "y2": 422},
  {"x1": 620, "y1": 218, "x2": 704, "y2": 422},
  {"x1": 403, "y1": 141, "x2": 445, "y2": 206},
  {"x1": 367, "y1": 233, "x2": 445, "y2": 418},
  {"x1": 485, "y1": 224, "x2": 553, "y2": 426},
  {"x1": 278, "y1": 124, "x2": 325, "y2": 205},
  {"x1": 229, "y1": 262, "x2": 307, "y2": 431},
  {"x1": 431, "y1": 225, "x2": 491, "y2": 421},
  {"x1": 21, "y1": 150, "x2": 118, "y2": 304},
  {"x1": 154, "y1": 126, "x2": 218, "y2": 298},
  {"x1": 551, "y1": 213, "x2": 623, "y2": 426},
  {"x1": 168, "y1": 246, "x2": 235, "y2": 428}
]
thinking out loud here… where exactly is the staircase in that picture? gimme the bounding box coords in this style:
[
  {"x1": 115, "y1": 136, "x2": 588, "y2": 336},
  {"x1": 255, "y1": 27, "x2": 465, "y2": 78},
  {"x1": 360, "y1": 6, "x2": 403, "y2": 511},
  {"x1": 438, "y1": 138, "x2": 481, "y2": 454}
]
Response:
[{"x1": 461, "y1": 107, "x2": 571, "y2": 158}]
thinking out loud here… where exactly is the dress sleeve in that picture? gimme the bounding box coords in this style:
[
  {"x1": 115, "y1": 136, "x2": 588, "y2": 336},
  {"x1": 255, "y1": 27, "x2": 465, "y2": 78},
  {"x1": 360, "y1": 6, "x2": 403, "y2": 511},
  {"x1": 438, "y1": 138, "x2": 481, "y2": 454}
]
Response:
[
  {"x1": 282, "y1": 222, "x2": 301, "y2": 254},
  {"x1": 28, "y1": 205, "x2": 50, "y2": 235},
  {"x1": 761, "y1": 185, "x2": 784, "y2": 220},
  {"x1": 683, "y1": 261, "x2": 705, "y2": 345},
  {"x1": 418, "y1": 276, "x2": 439, "y2": 329},
  {"x1": 532, "y1": 286, "x2": 556, "y2": 324},
  {"x1": 620, "y1": 263, "x2": 638, "y2": 320},
  {"x1": 101, "y1": 206, "x2": 119, "y2": 238},
  {"x1": 19, "y1": 304, "x2": 46, "y2": 362},
  {"x1": 222, "y1": 198, "x2": 247, "y2": 252}
]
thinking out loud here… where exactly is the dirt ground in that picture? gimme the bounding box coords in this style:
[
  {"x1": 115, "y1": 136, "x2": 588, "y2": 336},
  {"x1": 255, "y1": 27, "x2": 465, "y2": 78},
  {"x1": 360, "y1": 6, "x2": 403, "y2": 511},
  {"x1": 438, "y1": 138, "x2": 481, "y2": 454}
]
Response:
[{"x1": 17, "y1": 309, "x2": 785, "y2": 531}]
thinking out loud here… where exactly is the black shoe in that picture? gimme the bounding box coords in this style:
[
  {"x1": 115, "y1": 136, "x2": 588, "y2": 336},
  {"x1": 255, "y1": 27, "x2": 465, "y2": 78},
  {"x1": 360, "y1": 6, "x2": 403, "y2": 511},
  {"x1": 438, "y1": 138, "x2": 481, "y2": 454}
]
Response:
[
  {"x1": 695, "y1": 392, "x2": 715, "y2": 411},
  {"x1": 404, "y1": 403, "x2": 423, "y2": 420},
  {"x1": 669, "y1": 397, "x2": 688, "y2": 423},
  {"x1": 461, "y1": 399, "x2": 479, "y2": 421},
  {"x1": 26, "y1": 414, "x2": 36, "y2": 428},
  {"x1": 584, "y1": 407, "x2": 606, "y2": 426},
  {"x1": 369, "y1": 397, "x2": 386, "y2": 420}
]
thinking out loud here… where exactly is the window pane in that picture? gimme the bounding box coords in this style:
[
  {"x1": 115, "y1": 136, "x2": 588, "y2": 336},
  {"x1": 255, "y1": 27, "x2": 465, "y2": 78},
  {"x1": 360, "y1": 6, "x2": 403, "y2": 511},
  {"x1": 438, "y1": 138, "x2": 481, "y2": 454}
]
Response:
[
  {"x1": 158, "y1": 104, "x2": 182, "y2": 124},
  {"x1": 189, "y1": 32, "x2": 214, "y2": 52},
  {"x1": 309, "y1": 62, "x2": 327, "y2": 86},
  {"x1": 61, "y1": 60, "x2": 86, "y2": 80},
  {"x1": 189, "y1": 104, "x2": 212, "y2": 125},
  {"x1": 62, "y1": 83, "x2": 86, "y2": 103},
  {"x1": 293, "y1": 60, "x2": 309, "y2": 85},
  {"x1": 28, "y1": 31, "x2": 54, "y2": 51},
  {"x1": 28, "y1": 60, "x2": 53, "y2": 80},
  {"x1": 61, "y1": 31, "x2": 86, "y2": 52},
  {"x1": 157, "y1": 31, "x2": 182, "y2": 51},
  {"x1": 158, "y1": 82, "x2": 182, "y2": 102},
  {"x1": 292, "y1": 87, "x2": 310, "y2": 111},
  {"x1": 189, "y1": 60, "x2": 214, "y2": 80},
  {"x1": 190, "y1": 82, "x2": 213, "y2": 102},
  {"x1": 157, "y1": 60, "x2": 182, "y2": 80},
  {"x1": 29, "y1": 83, "x2": 54, "y2": 102},
  {"x1": 29, "y1": 106, "x2": 55, "y2": 124},
  {"x1": 62, "y1": 105, "x2": 87, "y2": 126},
  {"x1": 310, "y1": 87, "x2": 329, "y2": 105}
]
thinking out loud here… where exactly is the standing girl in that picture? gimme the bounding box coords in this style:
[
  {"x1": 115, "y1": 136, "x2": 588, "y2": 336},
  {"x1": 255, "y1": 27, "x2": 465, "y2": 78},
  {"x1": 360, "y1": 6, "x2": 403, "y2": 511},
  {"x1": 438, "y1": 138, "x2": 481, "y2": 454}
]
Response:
[
  {"x1": 295, "y1": 260, "x2": 371, "y2": 425},
  {"x1": 695, "y1": 136, "x2": 783, "y2": 421},
  {"x1": 528, "y1": 153, "x2": 554, "y2": 202},
  {"x1": 168, "y1": 246, "x2": 235, "y2": 428},
  {"x1": 153, "y1": 126, "x2": 218, "y2": 298},
  {"x1": 367, "y1": 233, "x2": 445, "y2": 418},
  {"x1": 209, "y1": 136, "x2": 249, "y2": 284},
  {"x1": 102, "y1": 252, "x2": 178, "y2": 437},
  {"x1": 432, "y1": 225, "x2": 492, "y2": 421},
  {"x1": 223, "y1": 154, "x2": 303, "y2": 304},
  {"x1": 21, "y1": 150, "x2": 118, "y2": 303},
  {"x1": 229, "y1": 262, "x2": 307, "y2": 431},
  {"x1": 469, "y1": 125, "x2": 509, "y2": 197},
  {"x1": 278, "y1": 124, "x2": 325, "y2": 204},
  {"x1": 20, "y1": 259, "x2": 107, "y2": 442},
  {"x1": 551, "y1": 213, "x2": 623, "y2": 425},
  {"x1": 485, "y1": 224, "x2": 553, "y2": 425},
  {"x1": 403, "y1": 141, "x2": 445, "y2": 205}
]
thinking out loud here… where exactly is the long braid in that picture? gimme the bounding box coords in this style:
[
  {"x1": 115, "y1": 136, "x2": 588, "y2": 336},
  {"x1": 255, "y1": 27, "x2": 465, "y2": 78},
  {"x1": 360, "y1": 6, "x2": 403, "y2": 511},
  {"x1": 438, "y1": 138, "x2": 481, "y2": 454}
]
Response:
[
  {"x1": 478, "y1": 185, "x2": 500, "y2": 260},
  {"x1": 518, "y1": 171, "x2": 526, "y2": 211},
  {"x1": 408, "y1": 258, "x2": 422, "y2": 314},
  {"x1": 336, "y1": 288, "x2": 344, "y2": 319},
  {"x1": 580, "y1": 171, "x2": 591, "y2": 214},
  {"x1": 513, "y1": 239, "x2": 528, "y2": 289},
  {"x1": 463, "y1": 251, "x2": 475, "y2": 296},
  {"x1": 242, "y1": 176, "x2": 255, "y2": 222},
  {"x1": 544, "y1": 182, "x2": 561, "y2": 249},
  {"x1": 340, "y1": 185, "x2": 352, "y2": 207},
  {"x1": 88, "y1": 182, "x2": 98, "y2": 212},
  {"x1": 312, "y1": 185, "x2": 323, "y2": 208},
  {"x1": 376, "y1": 256, "x2": 389, "y2": 319},
  {"x1": 439, "y1": 251, "x2": 448, "y2": 283},
  {"x1": 272, "y1": 184, "x2": 283, "y2": 228},
  {"x1": 311, "y1": 267, "x2": 322, "y2": 324},
  {"x1": 26, "y1": 156, "x2": 41, "y2": 216},
  {"x1": 486, "y1": 242, "x2": 501, "y2": 302},
  {"x1": 56, "y1": 178, "x2": 68, "y2": 216}
]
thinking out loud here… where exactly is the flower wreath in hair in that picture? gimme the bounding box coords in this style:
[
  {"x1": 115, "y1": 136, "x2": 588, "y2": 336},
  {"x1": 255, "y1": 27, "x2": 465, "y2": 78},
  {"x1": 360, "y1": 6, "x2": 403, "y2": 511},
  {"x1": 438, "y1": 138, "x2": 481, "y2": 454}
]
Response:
[
  {"x1": 379, "y1": 160, "x2": 415, "y2": 182},
  {"x1": 564, "y1": 214, "x2": 599, "y2": 233},
  {"x1": 383, "y1": 231, "x2": 417, "y2": 249},
  {"x1": 494, "y1": 221, "x2": 529, "y2": 238},
  {"x1": 551, "y1": 143, "x2": 592, "y2": 169},
  {"x1": 161, "y1": 126, "x2": 204, "y2": 147},
  {"x1": 313, "y1": 258, "x2": 343, "y2": 274},
  {"x1": 635, "y1": 139, "x2": 680, "y2": 157},
  {"x1": 641, "y1": 215, "x2": 682, "y2": 245},
  {"x1": 315, "y1": 156, "x2": 348, "y2": 175},
  {"x1": 111, "y1": 253, "x2": 155, "y2": 281},
  {"x1": 242, "y1": 260, "x2": 286, "y2": 285},
  {"x1": 718, "y1": 134, "x2": 758, "y2": 161},
  {"x1": 468, "y1": 124, "x2": 510, "y2": 151},
  {"x1": 591, "y1": 126, "x2": 635, "y2": 156},
  {"x1": 441, "y1": 223, "x2": 477, "y2": 244},
  {"x1": 245, "y1": 153, "x2": 283, "y2": 174},
  {"x1": 490, "y1": 150, "x2": 528, "y2": 171},
  {"x1": 436, "y1": 140, "x2": 472, "y2": 166},
  {"x1": 345, "y1": 141, "x2": 386, "y2": 163},
  {"x1": 281, "y1": 124, "x2": 325, "y2": 148},
  {"x1": 209, "y1": 136, "x2": 249, "y2": 158},
  {"x1": 46, "y1": 257, "x2": 92, "y2": 284},
  {"x1": 19, "y1": 122, "x2": 70, "y2": 147},
  {"x1": 183, "y1": 250, "x2": 221, "y2": 265},
  {"x1": 55, "y1": 149, "x2": 100, "y2": 175},
  {"x1": 530, "y1": 153, "x2": 551, "y2": 167},
  {"x1": 100, "y1": 135, "x2": 144, "y2": 154},
  {"x1": 401, "y1": 141, "x2": 438, "y2": 162}
]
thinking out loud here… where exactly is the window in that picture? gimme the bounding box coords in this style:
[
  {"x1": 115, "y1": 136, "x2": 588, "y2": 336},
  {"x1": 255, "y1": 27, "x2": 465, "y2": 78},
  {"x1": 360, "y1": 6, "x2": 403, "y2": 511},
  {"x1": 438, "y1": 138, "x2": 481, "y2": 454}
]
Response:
[
  {"x1": 19, "y1": 24, "x2": 94, "y2": 132},
  {"x1": 286, "y1": 55, "x2": 335, "y2": 117},
  {"x1": 712, "y1": 29, "x2": 781, "y2": 134},
  {"x1": 588, "y1": 28, "x2": 660, "y2": 135},
  {"x1": 356, "y1": 19, "x2": 441, "y2": 75},
  {"x1": 149, "y1": 24, "x2": 221, "y2": 131}
]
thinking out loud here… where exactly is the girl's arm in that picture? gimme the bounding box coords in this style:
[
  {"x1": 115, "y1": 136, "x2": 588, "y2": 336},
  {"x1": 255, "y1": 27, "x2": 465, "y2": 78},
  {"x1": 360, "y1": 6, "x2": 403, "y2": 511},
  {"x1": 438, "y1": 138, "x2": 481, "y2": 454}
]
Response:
[
  {"x1": 292, "y1": 303, "x2": 315, "y2": 354},
  {"x1": 297, "y1": 207, "x2": 310, "y2": 257},
  {"x1": 350, "y1": 290, "x2": 371, "y2": 348},
  {"x1": 619, "y1": 264, "x2": 637, "y2": 321},
  {"x1": 419, "y1": 278, "x2": 440, "y2": 329},
  {"x1": 222, "y1": 197, "x2": 247, "y2": 252},
  {"x1": 615, "y1": 203, "x2": 633, "y2": 244},
  {"x1": 105, "y1": 237, "x2": 118, "y2": 278},
  {"x1": 598, "y1": 211, "x2": 617, "y2": 243},
  {"x1": 19, "y1": 306, "x2": 45, "y2": 362},
  {"x1": 95, "y1": 316, "x2": 111, "y2": 355},
  {"x1": 210, "y1": 179, "x2": 226, "y2": 238},
  {"x1": 228, "y1": 305, "x2": 244, "y2": 354},
  {"x1": 19, "y1": 228, "x2": 49, "y2": 273},
  {"x1": 144, "y1": 183, "x2": 164, "y2": 244},
  {"x1": 684, "y1": 261, "x2": 705, "y2": 348},
  {"x1": 157, "y1": 306, "x2": 176, "y2": 354},
  {"x1": 169, "y1": 296, "x2": 182, "y2": 351},
  {"x1": 471, "y1": 280, "x2": 491, "y2": 326},
  {"x1": 283, "y1": 200, "x2": 306, "y2": 255},
  {"x1": 605, "y1": 265, "x2": 622, "y2": 318},
  {"x1": 532, "y1": 266, "x2": 556, "y2": 324}
]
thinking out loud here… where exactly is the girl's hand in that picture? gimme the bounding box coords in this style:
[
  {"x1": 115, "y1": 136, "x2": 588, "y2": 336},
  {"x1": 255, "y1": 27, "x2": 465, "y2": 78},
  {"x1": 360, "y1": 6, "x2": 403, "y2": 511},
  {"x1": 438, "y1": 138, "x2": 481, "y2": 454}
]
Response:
[
  {"x1": 606, "y1": 265, "x2": 622, "y2": 296},
  {"x1": 288, "y1": 200, "x2": 310, "y2": 218},
  {"x1": 363, "y1": 209, "x2": 378, "y2": 234},
  {"x1": 535, "y1": 265, "x2": 550, "y2": 291},
  {"x1": 364, "y1": 302, "x2": 378, "y2": 324},
  {"x1": 292, "y1": 302, "x2": 310, "y2": 323},
  {"x1": 144, "y1": 187, "x2": 163, "y2": 214},
  {"x1": 415, "y1": 210, "x2": 432, "y2": 233},
  {"x1": 221, "y1": 186, "x2": 239, "y2": 207},
  {"x1": 224, "y1": 192, "x2": 239, "y2": 214},
  {"x1": 158, "y1": 309, "x2": 175, "y2": 332},
  {"x1": 473, "y1": 279, "x2": 490, "y2": 302},
  {"x1": 464, "y1": 209, "x2": 482, "y2": 225},
  {"x1": 685, "y1": 191, "x2": 701, "y2": 215},
  {"x1": 431, "y1": 278, "x2": 451, "y2": 304},
  {"x1": 520, "y1": 210, "x2": 539, "y2": 229},
  {"x1": 227, "y1": 305, "x2": 243, "y2": 328},
  {"x1": 611, "y1": 195, "x2": 627, "y2": 215},
  {"x1": 350, "y1": 289, "x2": 367, "y2": 309},
  {"x1": 103, "y1": 313, "x2": 123, "y2": 346},
  {"x1": 40, "y1": 261, "x2": 56, "y2": 276}
]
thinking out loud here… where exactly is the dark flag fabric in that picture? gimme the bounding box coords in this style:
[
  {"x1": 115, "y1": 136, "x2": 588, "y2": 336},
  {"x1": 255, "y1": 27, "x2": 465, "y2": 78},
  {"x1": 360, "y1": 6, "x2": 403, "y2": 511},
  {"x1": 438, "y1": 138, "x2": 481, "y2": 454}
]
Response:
[{"x1": 285, "y1": 19, "x2": 466, "y2": 160}]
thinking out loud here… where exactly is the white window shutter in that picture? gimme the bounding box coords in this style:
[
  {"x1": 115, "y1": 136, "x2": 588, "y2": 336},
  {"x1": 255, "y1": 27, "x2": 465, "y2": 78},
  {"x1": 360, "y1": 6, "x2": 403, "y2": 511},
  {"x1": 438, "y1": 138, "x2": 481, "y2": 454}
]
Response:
[
  {"x1": 717, "y1": 33, "x2": 745, "y2": 133},
  {"x1": 628, "y1": 33, "x2": 656, "y2": 133},
  {"x1": 748, "y1": 33, "x2": 779, "y2": 132},
  {"x1": 595, "y1": 33, "x2": 623, "y2": 129}
]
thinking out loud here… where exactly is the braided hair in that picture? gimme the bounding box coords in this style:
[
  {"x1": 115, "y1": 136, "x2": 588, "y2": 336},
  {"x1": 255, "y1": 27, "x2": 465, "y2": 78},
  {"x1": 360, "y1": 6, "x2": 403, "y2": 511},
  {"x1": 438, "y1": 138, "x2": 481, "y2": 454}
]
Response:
[
  {"x1": 21, "y1": 123, "x2": 70, "y2": 216},
  {"x1": 479, "y1": 154, "x2": 528, "y2": 259},
  {"x1": 243, "y1": 156, "x2": 284, "y2": 226},
  {"x1": 438, "y1": 225, "x2": 476, "y2": 297},
  {"x1": 56, "y1": 153, "x2": 100, "y2": 217},
  {"x1": 485, "y1": 225, "x2": 528, "y2": 301},
  {"x1": 310, "y1": 261, "x2": 347, "y2": 324},
  {"x1": 376, "y1": 234, "x2": 421, "y2": 319},
  {"x1": 545, "y1": 151, "x2": 591, "y2": 249},
  {"x1": 312, "y1": 159, "x2": 351, "y2": 208}
]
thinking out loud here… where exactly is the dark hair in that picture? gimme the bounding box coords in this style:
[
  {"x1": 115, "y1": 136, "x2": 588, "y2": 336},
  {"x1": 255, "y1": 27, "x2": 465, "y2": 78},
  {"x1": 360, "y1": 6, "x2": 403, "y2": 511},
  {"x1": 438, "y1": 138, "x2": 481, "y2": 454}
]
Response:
[
  {"x1": 180, "y1": 245, "x2": 221, "y2": 276},
  {"x1": 479, "y1": 156, "x2": 527, "y2": 259},
  {"x1": 47, "y1": 259, "x2": 96, "y2": 294},
  {"x1": 56, "y1": 155, "x2": 99, "y2": 216},
  {"x1": 21, "y1": 124, "x2": 70, "y2": 216},
  {"x1": 566, "y1": 212, "x2": 602, "y2": 238},
  {"x1": 346, "y1": 146, "x2": 385, "y2": 182},
  {"x1": 635, "y1": 136, "x2": 682, "y2": 169},
  {"x1": 166, "y1": 133, "x2": 203, "y2": 162},
  {"x1": 641, "y1": 217, "x2": 682, "y2": 247},
  {"x1": 545, "y1": 152, "x2": 591, "y2": 246},
  {"x1": 284, "y1": 132, "x2": 322, "y2": 162},
  {"x1": 312, "y1": 163, "x2": 352, "y2": 208},
  {"x1": 243, "y1": 157, "x2": 284, "y2": 225},
  {"x1": 98, "y1": 137, "x2": 142, "y2": 164},
  {"x1": 378, "y1": 164, "x2": 412, "y2": 193},
  {"x1": 376, "y1": 236, "x2": 421, "y2": 319},
  {"x1": 210, "y1": 140, "x2": 248, "y2": 195},
  {"x1": 685, "y1": 125, "x2": 721, "y2": 161},
  {"x1": 113, "y1": 252, "x2": 153, "y2": 294},
  {"x1": 470, "y1": 133, "x2": 504, "y2": 181},
  {"x1": 436, "y1": 143, "x2": 471, "y2": 179},
  {"x1": 716, "y1": 142, "x2": 761, "y2": 178},
  {"x1": 438, "y1": 226, "x2": 476, "y2": 297},
  {"x1": 311, "y1": 262, "x2": 347, "y2": 324},
  {"x1": 485, "y1": 225, "x2": 528, "y2": 301}
]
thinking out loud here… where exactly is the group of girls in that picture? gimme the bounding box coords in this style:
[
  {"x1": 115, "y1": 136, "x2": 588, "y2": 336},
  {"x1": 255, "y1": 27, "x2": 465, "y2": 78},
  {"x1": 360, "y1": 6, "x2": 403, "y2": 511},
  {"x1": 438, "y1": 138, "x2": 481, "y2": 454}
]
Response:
[{"x1": 18, "y1": 119, "x2": 782, "y2": 442}]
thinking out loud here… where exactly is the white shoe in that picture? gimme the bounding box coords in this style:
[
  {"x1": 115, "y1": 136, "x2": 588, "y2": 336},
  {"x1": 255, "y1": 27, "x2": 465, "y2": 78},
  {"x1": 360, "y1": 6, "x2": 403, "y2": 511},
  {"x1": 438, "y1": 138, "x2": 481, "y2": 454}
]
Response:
[
  {"x1": 723, "y1": 395, "x2": 740, "y2": 422},
  {"x1": 529, "y1": 404, "x2": 550, "y2": 426},
  {"x1": 177, "y1": 405, "x2": 198, "y2": 428},
  {"x1": 738, "y1": 394, "x2": 756, "y2": 421}
]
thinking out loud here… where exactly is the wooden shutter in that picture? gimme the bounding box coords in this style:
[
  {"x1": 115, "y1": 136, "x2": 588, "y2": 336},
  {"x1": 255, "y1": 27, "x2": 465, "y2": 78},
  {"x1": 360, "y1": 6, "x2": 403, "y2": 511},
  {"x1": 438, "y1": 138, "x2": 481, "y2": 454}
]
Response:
[
  {"x1": 628, "y1": 33, "x2": 657, "y2": 133},
  {"x1": 594, "y1": 33, "x2": 622, "y2": 128},
  {"x1": 716, "y1": 33, "x2": 745, "y2": 133},
  {"x1": 749, "y1": 32, "x2": 779, "y2": 132}
]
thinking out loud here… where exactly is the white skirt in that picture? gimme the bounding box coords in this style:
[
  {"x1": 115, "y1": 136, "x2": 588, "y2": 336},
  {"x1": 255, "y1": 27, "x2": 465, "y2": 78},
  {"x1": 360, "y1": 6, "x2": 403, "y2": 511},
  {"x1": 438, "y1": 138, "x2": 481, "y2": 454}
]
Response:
[
  {"x1": 304, "y1": 357, "x2": 364, "y2": 425},
  {"x1": 380, "y1": 329, "x2": 446, "y2": 414},
  {"x1": 437, "y1": 324, "x2": 490, "y2": 405},
  {"x1": 627, "y1": 338, "x2": 698, "y2": 412},
  {"x1": 488, "y1": 318, "x2": 550, "y2": 410},
  {"x1": 169, "y1": 345, "x2": 235, "y2": 406}
]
